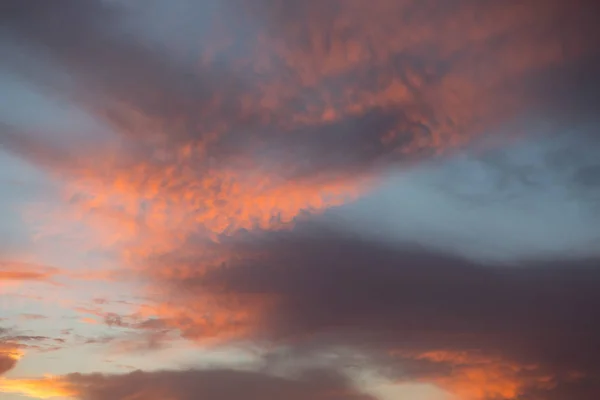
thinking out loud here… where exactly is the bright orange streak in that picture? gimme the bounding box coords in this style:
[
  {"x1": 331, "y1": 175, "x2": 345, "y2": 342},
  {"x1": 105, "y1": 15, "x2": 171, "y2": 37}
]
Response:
[
  {"x1": 0, "y1": 262, "x2": 57, "y2": 282},
  {"x1": 0, "y1": 376, "x2": 77, "y2": 399},
  {"x1": 434, "y1": 365, "x2": 554, "y2": 400}
]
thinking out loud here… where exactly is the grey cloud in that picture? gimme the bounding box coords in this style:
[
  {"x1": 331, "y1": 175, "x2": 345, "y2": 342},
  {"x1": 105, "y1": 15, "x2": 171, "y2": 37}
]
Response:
[
  {"x1": 0, "y1": 0, "x2": 250, "y2": 145},
  {"x1": 18, "y1": 313, "x2": 47, "y2": 320},
  {"x1": 6, "y1": 335, "x2": 51, "y2": 342},
  {"x1": 63, "y1": 367, "x2": 373, "y2": 400},
  {"x1": 160, "y1": 227, "x2": 600, "y2": 398}
]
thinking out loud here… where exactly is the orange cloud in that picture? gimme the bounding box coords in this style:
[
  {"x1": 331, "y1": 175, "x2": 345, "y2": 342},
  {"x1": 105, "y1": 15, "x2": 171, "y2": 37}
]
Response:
[
  {"x1": 80, "y1": 317, "x2": 100, "y2": 325},
  {"x1": 130, "y1": 291, "x2": 272, "y2": 345},
  {"x1": 435, "y1": 365, "x2": 551, "y2": 400},
  {"x1": 0, "y1": 262, "x2": 61, "y2": 292},
  {"x1": 396, "y1": 350, "x2": 557, "y2": 400},
  {"x1": 21, "y1": 127, "x2": 371, "y2": 275},
  {"x1": 0, "y1": 261, "x2": 58, "y2": 282}
]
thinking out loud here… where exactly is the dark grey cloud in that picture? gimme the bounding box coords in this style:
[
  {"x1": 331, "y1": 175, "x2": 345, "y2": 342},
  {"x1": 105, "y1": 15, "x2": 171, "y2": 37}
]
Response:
[
  {"x1": 0, "y1": 0, "x2": 223, "y2": 107},
  {"x1": 527, "y1": 378, "x2": 600, "y2": 400},
  {"x1": 159, "y1": 226, "x2": 600, "y2": 398},
  {"x1": 62, "y1": 367, "x2": 373, "y2": 400}
]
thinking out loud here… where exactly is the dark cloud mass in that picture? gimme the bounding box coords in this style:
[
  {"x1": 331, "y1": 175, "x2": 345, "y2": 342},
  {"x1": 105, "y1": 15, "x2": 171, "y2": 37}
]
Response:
[
  {"x1": 1, "y1": 1, "x2": 600, "y2": 400},
  {"x1": 57, "y1": 368, "x2": 373, "y2": 400},
  {"x1": 157, "y1": 227, "x2": 600, "y2": 398}
]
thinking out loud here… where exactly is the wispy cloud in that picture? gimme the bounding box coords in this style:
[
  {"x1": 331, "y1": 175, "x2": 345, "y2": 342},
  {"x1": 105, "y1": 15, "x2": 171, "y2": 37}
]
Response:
[{"x1": 0, "y1": 261, "x2": 59, "y2": 283}]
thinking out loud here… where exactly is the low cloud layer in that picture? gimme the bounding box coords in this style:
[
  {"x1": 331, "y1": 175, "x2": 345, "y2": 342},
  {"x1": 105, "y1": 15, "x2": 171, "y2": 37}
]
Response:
[
  {"x1": 0, "y1": 367, "x2": 373, "y2": 400},
  {"x1": 150, "y1": 229, "x2": 600, "y2": 398}
]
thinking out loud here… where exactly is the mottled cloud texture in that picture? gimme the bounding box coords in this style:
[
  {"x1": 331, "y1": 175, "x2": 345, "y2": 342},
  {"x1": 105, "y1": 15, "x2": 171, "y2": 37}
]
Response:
[{"x1": 1, "y1": 0, "x2": 600, "y2": 399}]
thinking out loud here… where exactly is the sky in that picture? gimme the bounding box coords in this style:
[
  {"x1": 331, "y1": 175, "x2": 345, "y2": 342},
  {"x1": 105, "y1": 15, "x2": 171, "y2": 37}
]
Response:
[{"x1": 1, "y1": 1, "x2": 600, "y2": 399}]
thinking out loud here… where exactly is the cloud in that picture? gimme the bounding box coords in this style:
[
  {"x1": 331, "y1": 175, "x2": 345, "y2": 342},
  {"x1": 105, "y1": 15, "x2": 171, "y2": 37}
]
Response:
[
  {"x1": 0, "y1": 0, "x2": 598, "y2": 283},
  {"x1": 0, "y1": 375, "x2": 77, "y2": 399},
  {"x1": 0, "y1": 367, "x2": 373, "y2": 400},
  {"x1": 2, "y1": 0, "x2": 600, "y2": 239},
  {"x1": 2, "y1": 2, "x2": 600, "y2": 400},
  {"x1": 143, "y1": 228, "x2": 600, "y2": 399},
  {"x1": 0, "y1": 333, "x2": 25, "y2": 375},
  {"x1": 325, "y1": 126, "x2": 600, "y2": 262},
  {"x1": 387, "y1": 350, "x2": 558, "y2": 400},
  {"x1": 0, "y1": 353, "x2": 18, "y2": 376},
  {"x1": 18, "y1": 313, "x2": 48, "y2": 321},
  {"x1": 0, "y1": 261, "x2": 59, "y2": 282},
  {"x1": 0, "y1": 1, "x2": 598, "y2": 284},
  {"x1": 0, "y1": 327, "x2": 67, "y2": 361}
]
